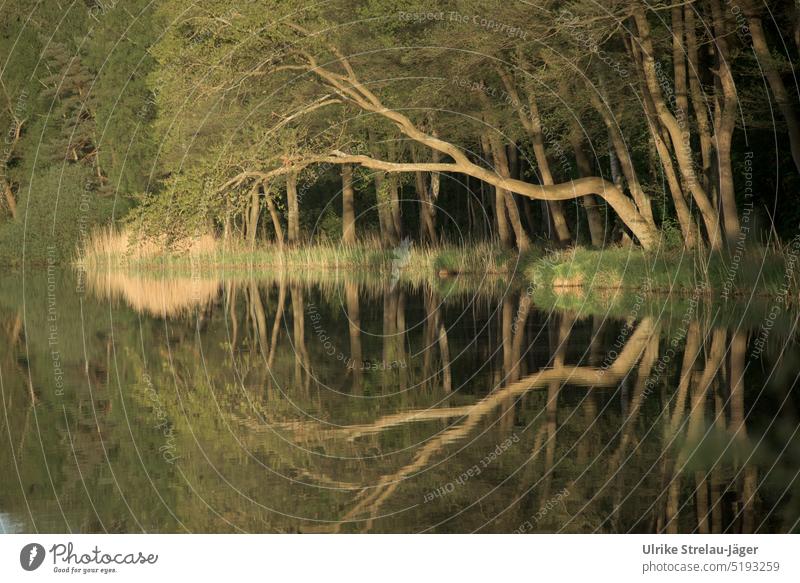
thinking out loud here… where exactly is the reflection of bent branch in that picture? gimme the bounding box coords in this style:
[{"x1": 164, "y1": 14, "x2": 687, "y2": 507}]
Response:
[
  {"x1": 310, "y1": 318, "x2": 657, "y2": 444},
  {"x1": 336, "y1": 319, "x2": 657, "y2": 529}
]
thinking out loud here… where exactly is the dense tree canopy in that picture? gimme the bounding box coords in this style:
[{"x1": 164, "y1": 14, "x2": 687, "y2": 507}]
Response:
[{"x1": 1, "y1": 0, "x2": 798, "y2": 261}]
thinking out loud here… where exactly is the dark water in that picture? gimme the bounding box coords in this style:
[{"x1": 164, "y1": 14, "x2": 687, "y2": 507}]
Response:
[{"x1": 1, "y1": 268, "x2": 798, "y2": 533}]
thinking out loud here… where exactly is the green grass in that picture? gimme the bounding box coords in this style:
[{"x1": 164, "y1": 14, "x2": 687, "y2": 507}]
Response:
[
  {"x1": 523, "y1": 244, "x2": 799, "y2": 299},
  {"x1": 79, "y1": 233, "x2": 521, "y2": 278},
  {"x1": 78, "y1": 227, "x2": 800, "y2": 304}
]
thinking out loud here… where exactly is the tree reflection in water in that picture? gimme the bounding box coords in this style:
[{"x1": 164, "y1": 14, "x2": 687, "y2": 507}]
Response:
[{"x1": 0, "y1": 269, "x2": 798, "y2": 533}]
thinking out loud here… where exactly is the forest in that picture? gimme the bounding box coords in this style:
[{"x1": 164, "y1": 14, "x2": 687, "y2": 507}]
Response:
[
  {"x1": 1, "y1": 0, "x2": 799, "y2": 289},
  {"x1": 2, "y1": 0, "x2": 800, "y2": 537}
]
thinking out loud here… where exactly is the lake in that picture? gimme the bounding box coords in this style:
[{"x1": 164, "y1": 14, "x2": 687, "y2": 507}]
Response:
[{"x1": 0, "y1": 268, "x2": 798, "y2": 533}]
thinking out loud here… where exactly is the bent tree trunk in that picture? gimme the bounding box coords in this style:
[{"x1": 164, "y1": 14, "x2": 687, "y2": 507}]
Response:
[
  {"x1": 632, "y1": 5, "x2": 723, "y2": 248},
  {"x1": 263, "y1": 185, "x2": 284, "y2": 248},
  {"x1": 249, "y1": 52, "x2": 663, "y2": 250},
  {"x1": 743, "y1": 0, "x2": 800, "y2": 176},
  {"x1": 342, "y1": 163, "x2": 357, "y2": 245}
]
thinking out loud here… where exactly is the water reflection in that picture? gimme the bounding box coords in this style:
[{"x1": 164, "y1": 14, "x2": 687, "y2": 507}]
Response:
[{"x1": 0, "y1": 270, "x2": 798, "y2": 533}]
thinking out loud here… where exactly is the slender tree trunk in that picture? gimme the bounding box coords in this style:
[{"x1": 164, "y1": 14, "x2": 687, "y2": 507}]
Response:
[
  {"x1": 342, "y1": 163, "x2": 357, "y2": 245},
  {"x1": 286, "y1": 171, "x2": 300, "y2": 245},
  {"x1": 374, "y1": 170, "x2": 395, "y2": 246},
  {"x1": 685, "y1": 6, "x2": 714, "y2": 192},
  {"x1": 710, "y1": 0, "x2": 741, "y2": 244},
  {"x1": 480, "y1": 133, "x2": 512, "y2": 248},
  {"x1": 498, "y1": 66, "x2": 571, "y2": 243},
  {"x1": 264, "y1": 190, "x2": 284, "y2": 248},
  {"x1": 247, "y1": 184, "x2": 260, "y2": 247},
  {"x1": 414, "y1": 170, "x2": 437, "y2": 243},
  {"x1": 411, "y1": 144, "x2": 437, "y2": 244},
  {"x1": 638, "y1": 82, "x2": 701, "y2": 249},
  {"x1": 487, "y1": 132, "x2": 531, "y2": 251},
  {"x1": 588, "y1": 90, "x2": 655, "y2": 228},
  {"x1": 631, "y1": 6, "x2": 724, "y2": 249},
  {"x1": 525, "y1": 93, "x2": 571, "y2": 243},
  {"x1": 568, "y1": 130, "x2": 605, "y2": 246},
  {"x1": 3, "y1": 181, "x2": 17, "y2": 219},
  {"x1": 387, "y1": 142, "x2": 403, "y2": 240},
  {"x1": 743, "y1": 0, "x2": 800, "y2": 175},
  {"x1": 369, "y1": 132, "x2": 399, "y2": 246}
]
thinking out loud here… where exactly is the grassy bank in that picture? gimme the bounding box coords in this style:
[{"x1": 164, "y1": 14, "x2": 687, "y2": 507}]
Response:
[
  {"x1": 76, "y1": 227, "x2": 528, "y2": 277},
  {"x1": 525, "y1": 245, "x2": 799, "y2": 300},
  {"x1": 77, "y1": 228, "x2": 799, "y2": 301}
]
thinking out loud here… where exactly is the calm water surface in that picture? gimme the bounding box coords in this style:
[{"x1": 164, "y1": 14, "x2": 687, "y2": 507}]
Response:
[{"x1": 1, "y1": 269, "x2": 798, "y2": 533}]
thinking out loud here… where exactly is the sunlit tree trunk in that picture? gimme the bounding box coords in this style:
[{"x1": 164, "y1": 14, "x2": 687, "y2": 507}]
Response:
[
  {"x1": 710, "y1": 0, "x2": 742, "y2": 244},
  {"x1": 631, "y1": 5, "x2": 723, "y2": 249},
  {"x1": 264, "y1": 189, "x2": 284, "y2": 248}
]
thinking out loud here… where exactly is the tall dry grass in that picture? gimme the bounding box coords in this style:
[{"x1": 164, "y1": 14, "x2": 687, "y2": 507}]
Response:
[
  {"x1": 77, "y1": 226, "x2": 220, "y2": 269},
  {"x1": 86, "y1": 269, "x2": 222, "y2": 317},
  {"x1": 76, "y1": 226, "x2": 520, "y2": 277}
]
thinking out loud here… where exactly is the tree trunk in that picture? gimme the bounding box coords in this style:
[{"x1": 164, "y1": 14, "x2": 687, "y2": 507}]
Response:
[
  {"x1": 710, "y1": 0, "x2": 741, "y2": 244},
  {"x1": 369, "y1": 132, "x2": 399, "y2": 246},
  {"x1": 480, "y1": 133, "x2": 512, "y2": 248},
  {"x1": 631, "y1": 5, "x2": 723, "y2": 249},
  {"x1": 525, "y1": 92, "x2": 571, "y2": 244},
  {"x1": 685, "y1": 5, "x2": 714, "y2": 192},
  {"x1": 744, "y1": 0, "x2": 800, "y2": 175},
  {"x1": 487, "y1": 132, "x2": 531, "y2": 251},
  {"x1": 264, "y1": 189, "x2": 284, "y2": 248},
  {"x1": 374, "y1": 170, "x2": 397, "y2": 246},
  {"x1": 588, "y1": 90, "x2": 655, "y2": 228},
  {"x1": 387, "y1": 142, "x2": 403, "y2": 240},
  {"x1": 568, "y1": 130, "x2": 605, "y2": 246},
  {"x1": 342, "y1": 164, "x2": 357, "y2": 245},
  {"x1": 3, "y1": 181, "x2": 17, "y2": 220},
  {"x1": 498, "y1": 67, "x2": 571, "y2": 244},
  {"x1": 286, "y1": 171, "x2": 300, "y2": 244},
  {"x1": 247, "y1": 184, "x2": 260, "y2": 247},
  {"x1": 414, "y1": 170, "x2": 437, "y2": 244},
  {"x1": 638, "y1": 77, "x2": 701, "y2": 250}
]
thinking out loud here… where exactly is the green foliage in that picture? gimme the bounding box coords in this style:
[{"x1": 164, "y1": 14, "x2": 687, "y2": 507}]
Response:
[{"x1": 0, "y1": 164, "x2": 116, "y2": 265}]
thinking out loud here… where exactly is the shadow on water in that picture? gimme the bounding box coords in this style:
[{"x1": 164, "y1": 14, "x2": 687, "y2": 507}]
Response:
[{"x1": 0, "y1": 268, "x2": 798, "y2": 533}]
